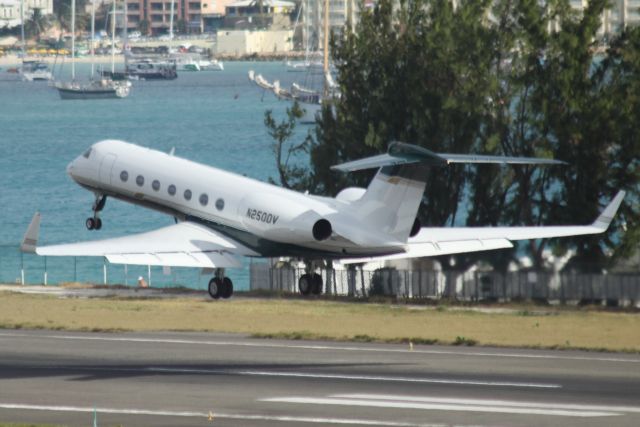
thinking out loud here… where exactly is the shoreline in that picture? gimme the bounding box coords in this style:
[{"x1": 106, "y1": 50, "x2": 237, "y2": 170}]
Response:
[
  {"x1": 0, "y1": 54, "x2": 125, "y2": 67},
  {"x1": 0, "y1": 51, "x2": 310, "y2": 67}
]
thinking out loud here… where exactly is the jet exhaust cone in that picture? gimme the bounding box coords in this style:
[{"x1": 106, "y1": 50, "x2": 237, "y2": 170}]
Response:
[{"x1": 313, "y1": 219, "x2": 332, "y2": 241}]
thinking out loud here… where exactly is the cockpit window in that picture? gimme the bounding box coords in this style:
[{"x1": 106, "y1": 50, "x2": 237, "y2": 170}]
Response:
[{"x1": 82, "y1": 148, "x2": 92, "y2": 159}]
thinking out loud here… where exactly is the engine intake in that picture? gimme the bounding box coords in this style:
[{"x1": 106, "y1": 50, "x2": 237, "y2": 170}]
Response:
[
  {"x1": 410, "y1": 218, "x2": 421, "y2": 238},
  {"x1": 312, "y1": 219, "x2": 332, "y2": 241}
]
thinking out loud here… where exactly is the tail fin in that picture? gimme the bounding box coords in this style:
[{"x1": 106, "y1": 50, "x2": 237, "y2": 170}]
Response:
[
  {"x1": 21, "y1": 212, "x2": 41, "y2": 253},
  {"x1": 332, "y1": 142, "x2": 565, "y2": 243}
]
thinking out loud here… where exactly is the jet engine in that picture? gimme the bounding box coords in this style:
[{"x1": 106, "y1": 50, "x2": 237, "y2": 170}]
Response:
[{"x1": 239, "y1": 193, "x2": 333, "y2": 244}]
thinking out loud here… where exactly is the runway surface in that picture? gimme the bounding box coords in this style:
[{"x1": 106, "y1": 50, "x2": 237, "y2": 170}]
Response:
[{"x1": 0, "y1": 329, "x2": 639, "y2": 426}]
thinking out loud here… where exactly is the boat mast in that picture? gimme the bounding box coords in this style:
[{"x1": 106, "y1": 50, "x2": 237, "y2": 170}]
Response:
[
  {"x1": 90, "y1": 0, "x2": 95, "y2": 77},
  {"x1": 169, "y1": 0, "x2": 175, "y2": 52},
  {"x1": 322, "y1": 0, "x2": 329, "y2": 98},
  {"x1": 71, "y1": 0, "x2": 75, "y2": 80},
  {"x1": 111, "y1": 0, "x2": 116, "y2": 73},
  {"x1": 20, "y1": 0, "x2": 25, "y2": 60}
]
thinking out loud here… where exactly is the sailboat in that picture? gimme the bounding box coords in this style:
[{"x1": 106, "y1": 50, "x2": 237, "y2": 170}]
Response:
[
  {"x1": 122, "y1": 0, "x2": 177, "y2": 80},
  {"x1": 285, "y1": 0, "x2": 322, "y2": 74},
  {"x1": 248, "y1": 0, "x2": 336, "y2": 123},
  {"x1": 18, "y1": 0, "x2": 53, "y2": 81},
  {"x1": 54, "y1": 0, "x2": 131, "y2": 100}
]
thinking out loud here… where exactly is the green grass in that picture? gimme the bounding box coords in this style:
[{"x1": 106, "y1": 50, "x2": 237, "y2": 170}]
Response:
[{"x1": 0, "y1": 290, "x2": 638, "y2": 352}]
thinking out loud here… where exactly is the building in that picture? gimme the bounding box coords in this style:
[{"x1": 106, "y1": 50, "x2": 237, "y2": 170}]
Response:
[
  {"x1": 0, "y1": 0, "x2": 53, "y2": 30},
  {"x1": 124, "y1": 0, "x2": 209, "y2": 35},
  {"x1": 224, "y1": 0, "x2": 296, "y2": 30},
  {"x1": 202, "y1": 0, "x2": 236, "y2": 32},
  {"x1": 567, "y1": 0, "x2": 640, "y2": 35},
  {"x1": 215, "y1": 28, "x2": 293, "y2": 54},
  {"x1": 0, "y1": 0, "x2": 20, "y2": 29}
]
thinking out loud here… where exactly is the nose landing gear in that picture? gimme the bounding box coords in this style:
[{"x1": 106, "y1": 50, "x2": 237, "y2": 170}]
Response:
[{"x1": 86, "y1": 194, "x2": 107, "y2": 230}]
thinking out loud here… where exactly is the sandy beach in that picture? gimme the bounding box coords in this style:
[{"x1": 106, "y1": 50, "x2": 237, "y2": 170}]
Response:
[{"x1": 0, "y1": 54, "x2": 125, "y2": 67}]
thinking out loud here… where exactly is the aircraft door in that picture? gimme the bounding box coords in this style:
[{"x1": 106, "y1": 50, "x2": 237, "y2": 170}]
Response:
[{"x1": 99, "y1": 154, "x2": 117, "y2": 185}]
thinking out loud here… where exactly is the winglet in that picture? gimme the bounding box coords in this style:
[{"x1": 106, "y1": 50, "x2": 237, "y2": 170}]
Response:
[
  {"x1": 20, "y1": 212, "x2": 41, "y2": 253},
  {"x1": 592, "y1": 191, "x2": 625, "y2": 230}
]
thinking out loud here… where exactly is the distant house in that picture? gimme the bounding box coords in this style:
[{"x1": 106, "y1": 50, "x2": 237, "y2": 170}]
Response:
[
  {"x1": 216, "y1": 28, "x2": 293, "y2": 55},
  {"x1": 224, "y1": 0, "x2": 296, "y2": 30},
  {"x1": 0, "y1": 0, "x2": 19, "y2": 29}
]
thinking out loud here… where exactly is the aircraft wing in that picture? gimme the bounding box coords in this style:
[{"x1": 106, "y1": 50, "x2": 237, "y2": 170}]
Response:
[
  {"x1": 340, "y1": 191, "x2": 625, "y2": 264},
  {"x1": 21, "y1": 217, "x2": 258, "y2": 268}
]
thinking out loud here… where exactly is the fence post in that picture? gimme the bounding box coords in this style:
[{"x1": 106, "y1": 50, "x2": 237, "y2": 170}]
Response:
[
  {"x1": 103, "y1": 259, "x2": 108, "y2": 285},
  {"x1": 43, "y1": 256, "x2": 47, "y2": 286},
  {"x1": 20, "y1": 251, "x2": 24, "y2": 285},
  {"x1": 147, "y1": 264, "x2": 151, "y2": 287}
]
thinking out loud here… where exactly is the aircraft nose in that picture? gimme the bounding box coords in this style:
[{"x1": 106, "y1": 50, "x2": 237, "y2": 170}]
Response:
[{"x1": 66, "y1": 158, "x2": 77, "y2": 177}]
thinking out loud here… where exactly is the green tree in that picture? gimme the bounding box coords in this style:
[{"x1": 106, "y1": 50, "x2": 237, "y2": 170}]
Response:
[
  {"x1": 267, "y1": 0, "x2": 640, "y2": 272},
  {"x1": 53, "y1": 0, "x2": 90, "y2": 32},
  {"x1": 138, "y1": 19, "x2": 150, "y2": 36},
  {"x1": 264, "y1": 101, "x2": 313, "y2": 190},
  {"x1": 24, "y1": 8, "x2": 52, "y2": 42}
]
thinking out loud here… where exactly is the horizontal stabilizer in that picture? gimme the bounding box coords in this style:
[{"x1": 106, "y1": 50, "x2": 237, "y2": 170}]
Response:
[
  {"x1": 332, "y1": 141, "x2": 565, "y2": 172},
  {"x1": 341, "y1": 190, "x2": 625, "y2": 264}
]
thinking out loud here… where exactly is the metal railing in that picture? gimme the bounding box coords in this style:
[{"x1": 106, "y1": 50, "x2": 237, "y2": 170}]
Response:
[
  {"x1": 250, "y1": 263, "x2": 640, "y2": 306},
  {"x1": 0, "y1": 244, "x2": 248, "y2": 290}
]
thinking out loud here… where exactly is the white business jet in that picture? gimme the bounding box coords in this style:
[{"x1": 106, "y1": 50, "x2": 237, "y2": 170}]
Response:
[{"x1": 21, "y1": 140, "x2": 625, "y2": 299}]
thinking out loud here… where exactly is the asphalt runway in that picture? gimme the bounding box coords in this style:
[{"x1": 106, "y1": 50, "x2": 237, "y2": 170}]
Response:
[{"x1": 0, "y1": 329, "x2": 639, "y2": 427}]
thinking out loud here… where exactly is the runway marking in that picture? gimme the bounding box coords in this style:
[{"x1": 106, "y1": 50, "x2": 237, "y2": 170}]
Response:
[
  {"x1": 147, "y1": 367, "x2": 561, "y2": 388},
  {"x1": 261, "y1": 395, "x2": 623, "y2": 417},
  {"x1": 336, "y1": 394, "x2": 640, "y2": 414},
  {"x1": 0, "y1": 402, "x2": 457, "y2": 426},
  {"x1": 0, "y1": 331, "x2": 638, "y2": 364},
  {"x1": 18, "y1": 365, "x2": 560, "y2": 390}
]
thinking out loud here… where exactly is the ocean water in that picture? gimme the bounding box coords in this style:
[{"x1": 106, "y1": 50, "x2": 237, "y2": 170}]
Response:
[{"x1": 0, "y1": 60, "x2": 313, "y2": 289}]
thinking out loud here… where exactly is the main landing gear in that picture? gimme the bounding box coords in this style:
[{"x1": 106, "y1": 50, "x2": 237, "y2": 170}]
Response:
[
  {"x1": 208, "y1": 269, "x2": 233, "y2": 299},
  {"x1": 298, "y1": 261, "x2": 323, "y2": 296},
  {"x1": 86, "y1": 194, "x2": 107, "y2": 230}
]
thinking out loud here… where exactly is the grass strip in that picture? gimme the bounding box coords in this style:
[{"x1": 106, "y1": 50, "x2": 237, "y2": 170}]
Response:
[{"x1": 0, "y1": 291, "x2": 638, "y2": 352}]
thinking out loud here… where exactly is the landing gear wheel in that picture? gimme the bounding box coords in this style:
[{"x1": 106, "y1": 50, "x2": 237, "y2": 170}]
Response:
[
  {"x1": 94, "y1": 218, "x2": 102, "y2": 230},
  {"x1": 86, "y1": 217, "x2": 96, "y2": 230},
  {"x1": 208, "y1": 277, "x2": 222, "y2": 299},
  {"x1": 221, "y1": 277, "x2": 233, "y2": 299},
  {"x1": 298, "y1": 274, "x2": 313, "y2": 295},
  {"x1": 311, "y1": 273, "x2": 323, "y2": 295}
]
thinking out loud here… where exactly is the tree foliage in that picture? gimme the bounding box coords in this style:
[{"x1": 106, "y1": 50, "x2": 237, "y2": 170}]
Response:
[
  {"x1": 264, "y1": 102, "x2": 313, "y2": 190},
  {"x1": 269, "y1": 0, "x2": 640, "y2": 271}
]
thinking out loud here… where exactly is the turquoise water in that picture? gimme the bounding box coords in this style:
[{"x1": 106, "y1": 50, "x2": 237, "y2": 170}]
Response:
[{"x1": 0, "y1": 61, "x2": 311, "y2": 289}]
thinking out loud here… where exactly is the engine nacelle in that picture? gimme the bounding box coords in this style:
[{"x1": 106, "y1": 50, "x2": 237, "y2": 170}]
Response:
[
  {"x1": 238, "y1": 193, "x2": 332, "y2": 243},
  {"x1": 336, "y1": 187, "x2": 366, "y2": 203}
]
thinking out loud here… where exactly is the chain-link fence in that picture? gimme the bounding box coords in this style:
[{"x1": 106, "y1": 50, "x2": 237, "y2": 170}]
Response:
[
  {"x1": 250, "y1": 263, "x2": 640, "y2": 306},
  {"x1": 0, "y1": 244, "x2": 250, "y2": 290}
]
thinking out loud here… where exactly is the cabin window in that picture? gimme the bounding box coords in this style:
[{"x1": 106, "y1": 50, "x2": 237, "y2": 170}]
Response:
[
  {"x1": 168, "y1": 184, "x2": 176, "y2": 195},
  {"x1": 199, "y1": 193, "x2": 209, "y2": 206},
  {"x1": 82, "y1": 148, "x2": 92, "y2": 159},
  {"x1": 184, "y1": 189, "x2": 192, "y2": 200},
  {"x1": 216, "y1": 198, "x2": 224, "y2": 211},
  {"x1": 136, "y1": 175, "x2": 144, "y2": 186},
  {"x1": 120, "y1": 171, "x2": 128, "y2": 182},
  {"x1": 152, "y1": 180, "x2": 160, "y2": 191}
]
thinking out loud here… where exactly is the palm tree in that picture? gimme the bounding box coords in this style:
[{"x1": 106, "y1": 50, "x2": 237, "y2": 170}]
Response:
[{"x1": 24, "y1": 8, "x2": 51, "y2": 42}]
